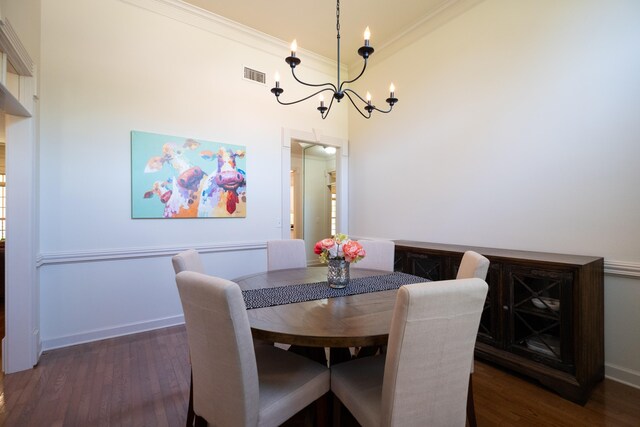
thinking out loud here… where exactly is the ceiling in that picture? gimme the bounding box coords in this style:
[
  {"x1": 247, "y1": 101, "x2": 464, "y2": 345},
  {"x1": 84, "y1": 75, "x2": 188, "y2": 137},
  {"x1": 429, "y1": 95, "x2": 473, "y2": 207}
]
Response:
[{"x1": 182, "y1": 0, "x2": 455, "y2": 65}]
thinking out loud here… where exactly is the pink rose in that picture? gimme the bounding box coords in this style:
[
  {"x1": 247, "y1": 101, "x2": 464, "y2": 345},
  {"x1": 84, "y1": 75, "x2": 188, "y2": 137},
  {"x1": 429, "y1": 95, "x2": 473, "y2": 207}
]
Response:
[
  {"x1": 320, "y1": 238, "x2": 336, "y2": 250},
  {"x1": 342, "y1": 241, "x2": 364, "y2": 262}
]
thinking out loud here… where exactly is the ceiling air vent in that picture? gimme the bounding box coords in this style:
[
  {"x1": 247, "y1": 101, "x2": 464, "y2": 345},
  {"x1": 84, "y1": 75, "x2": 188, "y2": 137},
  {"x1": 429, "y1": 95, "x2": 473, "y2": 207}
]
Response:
[{"x1": 243, "y1": 66, "x2": 266, "y2": 85}]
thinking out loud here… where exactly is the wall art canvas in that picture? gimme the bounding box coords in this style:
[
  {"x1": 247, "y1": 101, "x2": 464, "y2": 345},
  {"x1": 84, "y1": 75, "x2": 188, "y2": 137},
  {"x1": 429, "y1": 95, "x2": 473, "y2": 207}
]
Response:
[{"x1": 131, "y1": 131, "x2": 246, "y2": 218}]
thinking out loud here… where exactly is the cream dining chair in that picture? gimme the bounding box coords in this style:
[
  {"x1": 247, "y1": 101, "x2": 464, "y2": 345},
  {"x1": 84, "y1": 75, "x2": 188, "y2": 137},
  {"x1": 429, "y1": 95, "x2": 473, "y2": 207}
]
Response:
[
  {"x1": 330, "y1": 278, "x2": 488, "y2": 427},
  {"x1": 172, "y1": 248, "x2": 273, "y2": 426},
  {"x1": 456, "y1": 250, "x2": 490, "y2": 427},
  {"x1": 172, "y1": 249, "x2": 206, "y2": 275},
  {"x1": 172, "y1": 249, "x2": 207, "y2": 427},
  {"x1": 350, "y1": 239, "x2": 396, "y2": 358},
  {"x1": 457, "y1": 250, "x2": 490, "y2": 282},
  {"x1": 351, "y1": 239, "x2": 395, "y2": 272},
  {"x1": 266, "y1": 239, "x2": 307, "y2": 271},
  {"x1": 176, "y1": 271, "x2": 330, "y2": 427}
]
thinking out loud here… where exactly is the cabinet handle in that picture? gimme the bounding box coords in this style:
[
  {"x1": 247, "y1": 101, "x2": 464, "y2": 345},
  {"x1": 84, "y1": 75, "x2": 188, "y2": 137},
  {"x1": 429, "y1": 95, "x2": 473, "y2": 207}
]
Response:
[{"x1": 502, "y1": 305, "x2": 509, "y2": 311}]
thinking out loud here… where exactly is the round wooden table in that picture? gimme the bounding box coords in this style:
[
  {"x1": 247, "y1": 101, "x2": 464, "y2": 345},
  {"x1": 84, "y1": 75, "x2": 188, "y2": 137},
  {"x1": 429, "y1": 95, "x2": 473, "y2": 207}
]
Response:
[{"x1": 235, "y1": 267, "x2": 400, "y2": 348}]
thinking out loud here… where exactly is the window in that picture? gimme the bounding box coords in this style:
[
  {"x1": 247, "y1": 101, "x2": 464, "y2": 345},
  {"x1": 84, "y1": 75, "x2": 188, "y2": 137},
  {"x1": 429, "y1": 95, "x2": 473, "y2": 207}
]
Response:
[{"x1": 328, "y1": 171, "x2": 336, "y2": 235}]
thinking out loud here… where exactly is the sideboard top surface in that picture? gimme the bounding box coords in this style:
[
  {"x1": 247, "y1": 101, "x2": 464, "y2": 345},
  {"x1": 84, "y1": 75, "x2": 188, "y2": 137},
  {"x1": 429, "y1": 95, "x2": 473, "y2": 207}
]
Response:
[{"x1": 394, "y1": 240, "x2": 603, "y2": 266}]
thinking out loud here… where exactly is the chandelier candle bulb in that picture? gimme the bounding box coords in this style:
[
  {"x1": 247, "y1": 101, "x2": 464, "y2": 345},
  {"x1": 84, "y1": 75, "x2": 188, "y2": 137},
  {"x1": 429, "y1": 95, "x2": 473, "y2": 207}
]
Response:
[
  {"x1": 275, "y1": 72, "x2": 280, "y2": 88},
  {"x1": 366, "y1": 92, "x2": 372, "y2": 104},
  {"x1": 317, "y1": 94, "x2": 328, "y2": 114},
  {"x1": 364, "y1": 26, "x2": 371, "y2": 46},
  {"x1": 389, "y1": 83, "x2": 395, "y2": 97},
  {"x1": 290, "y1": 39, "x2": 297, "y2": 57}
]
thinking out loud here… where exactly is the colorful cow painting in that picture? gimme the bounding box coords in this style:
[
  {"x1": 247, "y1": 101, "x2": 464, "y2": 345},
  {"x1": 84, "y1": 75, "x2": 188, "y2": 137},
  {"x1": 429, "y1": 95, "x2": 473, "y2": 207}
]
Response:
[{"x1": 131, "y1": 131, "x2": 246, "y2": 218}]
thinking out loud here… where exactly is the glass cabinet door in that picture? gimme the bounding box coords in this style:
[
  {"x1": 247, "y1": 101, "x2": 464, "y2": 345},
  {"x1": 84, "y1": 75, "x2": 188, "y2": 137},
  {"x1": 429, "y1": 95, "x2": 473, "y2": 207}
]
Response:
[{"x1": 506, "y1": 266, "x2": 574, "y2": 371}]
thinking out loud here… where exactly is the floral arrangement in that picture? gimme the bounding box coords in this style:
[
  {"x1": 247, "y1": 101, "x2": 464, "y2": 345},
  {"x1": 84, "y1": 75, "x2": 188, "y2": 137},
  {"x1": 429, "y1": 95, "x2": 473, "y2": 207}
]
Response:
[{"x1": 314, "y1": 233, "x2": 366, "y2": 264}]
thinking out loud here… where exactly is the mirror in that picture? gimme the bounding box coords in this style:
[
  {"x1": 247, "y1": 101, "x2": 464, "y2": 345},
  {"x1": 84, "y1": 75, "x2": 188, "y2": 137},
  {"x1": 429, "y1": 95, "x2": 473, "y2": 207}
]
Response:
[{"x1": 290, "y1": 141, "x2": 336, "y2": 263}]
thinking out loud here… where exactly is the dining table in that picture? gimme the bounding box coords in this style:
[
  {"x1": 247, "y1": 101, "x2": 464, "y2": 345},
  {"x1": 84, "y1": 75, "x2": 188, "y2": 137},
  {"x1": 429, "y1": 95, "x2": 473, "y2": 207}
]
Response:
[{"x1": 234, "y1": 266, "x2": 427, "y2": 363}]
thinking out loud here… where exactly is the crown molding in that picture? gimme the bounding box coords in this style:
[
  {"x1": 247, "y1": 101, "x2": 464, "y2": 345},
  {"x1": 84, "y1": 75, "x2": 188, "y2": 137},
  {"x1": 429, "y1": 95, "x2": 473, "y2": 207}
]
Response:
[
  {"x1": 348, "y1": 0, "x2": 485, "y2": 71},
  {"x1": 118, "y1": 0, "x2": 347, "y2": 76},
  {"x1": 0, "y1": 11, "x2": 33, "y2": 77}
]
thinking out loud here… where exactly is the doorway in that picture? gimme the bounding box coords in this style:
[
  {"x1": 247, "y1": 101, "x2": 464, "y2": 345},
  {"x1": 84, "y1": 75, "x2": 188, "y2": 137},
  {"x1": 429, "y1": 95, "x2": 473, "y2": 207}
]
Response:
[
  {"x1": 290, "y1": 142, "x2": 336, "y2": 263},
  {"x1": 280, "y1": 128, "x2": 349, "y2": 257}
]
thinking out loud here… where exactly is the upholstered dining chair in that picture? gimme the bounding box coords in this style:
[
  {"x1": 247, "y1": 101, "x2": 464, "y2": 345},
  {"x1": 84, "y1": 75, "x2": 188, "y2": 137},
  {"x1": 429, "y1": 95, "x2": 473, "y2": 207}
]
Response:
[
  {"x1": 330, "y1": 278, "x2": 488, "y2": 427},
  {"x1": 176, "y1": 271, "x2": 330, "y2": 427},
  {"x1": 172, "y1": 249, "x2": 207, "y2": 427},
  {"x1": 267, "y1": 239, "x2": 307, "y2": 271},
  {"x1": 172, "y1": 249, "x2": 276, "y2": 426},
  {"x1": 456, "y1": 250, "x2": 490, "y2": 427},
  {"x1": 172, "y1": 249, "x2": 206, "y2": 275},
  {"x1": 457, "y1": 250, "x2": 490, "y2": 282},
  {"x1": 351, "y1": 239, "x2": 395, "y2": 272}
]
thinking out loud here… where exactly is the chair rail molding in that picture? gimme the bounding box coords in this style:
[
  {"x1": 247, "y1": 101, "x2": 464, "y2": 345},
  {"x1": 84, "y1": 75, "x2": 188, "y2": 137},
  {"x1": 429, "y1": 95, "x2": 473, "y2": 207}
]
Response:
[
  {"x1": 604, "y1": 260, "x2": 640, "y2": 279},
  {"x1": 37, "y1": 241, "x2": 266, "y2": 267}
]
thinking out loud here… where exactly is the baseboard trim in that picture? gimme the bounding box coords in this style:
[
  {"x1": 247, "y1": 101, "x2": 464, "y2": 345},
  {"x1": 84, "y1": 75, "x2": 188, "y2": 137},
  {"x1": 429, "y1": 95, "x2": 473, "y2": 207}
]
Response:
[
  {"x1": 37, "y1": 241, "x2": 266, "y2": 267},
  {"x1": 41, "y1": 315, "x2": 185, "y2": 351},
  {"x1": 605, "y1": 363, "x2": 640, "y2": 389}
]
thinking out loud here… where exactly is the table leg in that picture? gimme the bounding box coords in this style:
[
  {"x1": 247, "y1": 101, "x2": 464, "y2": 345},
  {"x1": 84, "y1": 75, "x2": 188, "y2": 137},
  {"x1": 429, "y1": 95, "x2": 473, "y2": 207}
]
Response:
[
  {"x1": 329, "y1": 347, "x2": 353, "y2": 365},
  {"x1": 288, "y1": 345, "x2": 328, "y2": 365}
]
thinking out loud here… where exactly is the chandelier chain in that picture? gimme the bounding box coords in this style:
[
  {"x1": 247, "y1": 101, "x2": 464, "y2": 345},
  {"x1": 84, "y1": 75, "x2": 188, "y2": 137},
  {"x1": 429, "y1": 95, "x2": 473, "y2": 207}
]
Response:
[{"x1": 336, "y1": 0, "x2": 340, "y2": 34}]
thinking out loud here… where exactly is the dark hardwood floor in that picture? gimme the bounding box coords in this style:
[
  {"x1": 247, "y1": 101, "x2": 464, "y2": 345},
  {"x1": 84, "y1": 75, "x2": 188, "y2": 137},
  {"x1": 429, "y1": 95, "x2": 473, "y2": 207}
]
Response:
[{"x1": 1, "y1": 325, "x2": 638, "y2": 426}]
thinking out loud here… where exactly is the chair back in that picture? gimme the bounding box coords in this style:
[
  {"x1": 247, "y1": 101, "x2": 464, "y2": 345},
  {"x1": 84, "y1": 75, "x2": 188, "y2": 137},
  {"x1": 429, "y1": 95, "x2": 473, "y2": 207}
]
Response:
[
  {"x1": 172, "y1": 249, "x2": 205, "y2": 274},
  {"x1": 267, "y1": 239, "x2": 307, "y2": 271},
  {"x1": 456, "y1": 251, "x2": 490, "y2": 280},
  {"x1": 175, "y1": 271, "x2": 259, "y2": 426},
  {"x1": 381, "y1": 278, "x2": 488, "y2": 426},
  {"x1": 351, "y1": 240, "x2": 395, "y2": 272}
]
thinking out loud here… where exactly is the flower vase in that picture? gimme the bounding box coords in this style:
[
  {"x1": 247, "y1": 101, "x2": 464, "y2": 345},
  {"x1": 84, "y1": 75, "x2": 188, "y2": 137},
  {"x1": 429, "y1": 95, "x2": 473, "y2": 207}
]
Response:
[{"x1": 328, "y1": 258, "x2": 350, "y2": 288}]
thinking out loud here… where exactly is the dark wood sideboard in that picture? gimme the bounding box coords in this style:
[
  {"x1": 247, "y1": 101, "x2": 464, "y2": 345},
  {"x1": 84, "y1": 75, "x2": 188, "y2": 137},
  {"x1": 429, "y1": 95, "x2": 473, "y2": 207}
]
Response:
[{"x1": 393, "y1": 240, "x2": 604, "y2": 404}]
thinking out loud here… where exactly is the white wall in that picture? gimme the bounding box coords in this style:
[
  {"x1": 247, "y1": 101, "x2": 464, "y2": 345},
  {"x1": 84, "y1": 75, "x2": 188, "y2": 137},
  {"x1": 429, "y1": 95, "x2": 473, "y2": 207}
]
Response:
[
  {"x1": 348, "y1": 0, "x2": 640, "y2": 386},
  {"x1": 37, "y1": 0, "x2": 348, "y2": 349}
]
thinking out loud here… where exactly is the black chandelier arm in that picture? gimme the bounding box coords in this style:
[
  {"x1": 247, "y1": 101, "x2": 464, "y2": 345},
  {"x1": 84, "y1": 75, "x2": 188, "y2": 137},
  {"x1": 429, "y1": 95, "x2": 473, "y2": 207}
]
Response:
[
  {"x1": 371, "y1": 104, "x2": 394, "y2": 114},
  {"x1": 343, "y1": 90, "x2": 372, "y2": 119},
  {"x1": 338, "y1": 58, "x2": 369, "y2": 92},
  {"x1": 273, "y1": 87, "x2": 335, "y2": 107},
  {"x1": 291, "y1": 67, "x2": 338, "y2": 92},
  {"x1": 343, "y1": 89, "x2": 397, "y2": 116}
]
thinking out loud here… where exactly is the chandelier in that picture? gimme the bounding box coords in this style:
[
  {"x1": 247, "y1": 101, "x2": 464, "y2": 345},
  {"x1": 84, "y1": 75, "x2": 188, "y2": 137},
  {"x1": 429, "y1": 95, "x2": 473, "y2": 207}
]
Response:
[{"x1": 270, "y1": 0, "x2": 398, "y2": 119}]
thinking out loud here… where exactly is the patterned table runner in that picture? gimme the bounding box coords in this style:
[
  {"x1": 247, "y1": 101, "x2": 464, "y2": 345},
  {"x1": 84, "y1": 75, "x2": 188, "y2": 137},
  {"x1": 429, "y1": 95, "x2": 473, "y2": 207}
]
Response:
[{"x1": 242, "y1": 271, "x2": 427, "y2": 310}]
